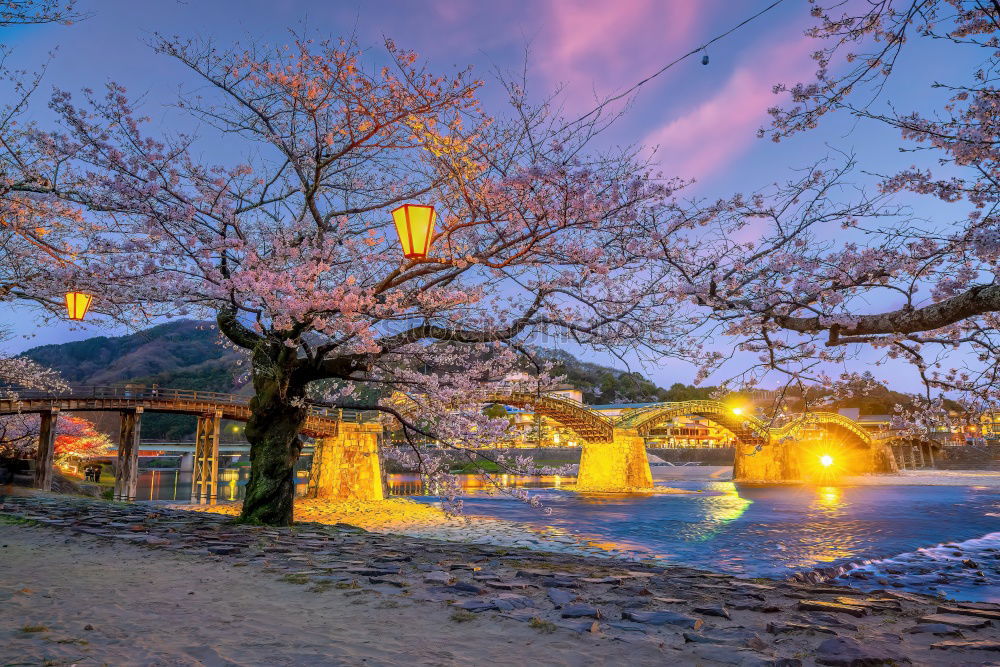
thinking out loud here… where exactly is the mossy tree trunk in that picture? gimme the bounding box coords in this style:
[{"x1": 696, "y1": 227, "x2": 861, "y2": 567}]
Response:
[
  {"x1": 240, "y1": 344, "x2": 308, "y2": 526},
  {"x1": 217, "y1": 308, "x2": 360, "y2": 527}
]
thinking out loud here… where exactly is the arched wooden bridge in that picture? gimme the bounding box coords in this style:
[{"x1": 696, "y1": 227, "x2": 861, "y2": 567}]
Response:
[
  {"x1": 3, "y1": 386, "x2": 376, "y2": 503},
  {"x1": 391, "y1": 390, "x2": 919, "y2": 489}
]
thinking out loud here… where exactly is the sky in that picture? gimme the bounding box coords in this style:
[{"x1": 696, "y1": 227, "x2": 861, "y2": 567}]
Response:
[{"x1": 0, "y1": 0, "x2": 975, "y2": 392}]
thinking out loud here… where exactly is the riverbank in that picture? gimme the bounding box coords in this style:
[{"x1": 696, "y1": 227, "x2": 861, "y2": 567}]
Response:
[
  {"x1": 3, "y1": 493, "x2": 1000, "y2": 665},
  {"x1": 180, "y1": 497, "x2": 642, "y2": 560}
]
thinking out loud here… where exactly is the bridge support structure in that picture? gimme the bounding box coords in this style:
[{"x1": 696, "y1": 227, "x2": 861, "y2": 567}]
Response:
[
  {"x1": 575, "y1": 428, "x2": 654, "y2": 492},
  {"x1": 191, "y1": 410, "x2": 222, "y2": 504},
  {"x1": 114, "y1": 408, "x2": 143, "y2": 502},
  {"x1": 33, "y1": 409, "x2": 60, "y2": 491},
  {"x1": 309, "y1": 422, "x2": 385, "y2": 501},
  {"x1": 732, "y1": 438, "x2": 790, "y2": 483}
]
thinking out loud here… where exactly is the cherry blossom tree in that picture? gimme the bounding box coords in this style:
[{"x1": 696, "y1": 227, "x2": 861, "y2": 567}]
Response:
[
  {"x1": 0, "y1": 1, "x2": 80, "y2": 398},
  {"x1": 0, "y1": 412, "x2": 110, "y2": 461},
  {"x1": 1, "y1": 0, "x2": 84, "y2": 303},
  {"x1": 673, "y1": 1, "x2": 1000, "y2": 418},
  {"x1": 28, "y1": 36, "x2": 692, "y2": 524}
]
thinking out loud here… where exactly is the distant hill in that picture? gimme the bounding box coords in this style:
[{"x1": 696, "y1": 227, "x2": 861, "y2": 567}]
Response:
[
  {"x1": 22, "y1": 320, "x2": 242, "y2": 441},
  {"x1": 23, "y1": 320, "x2": 242, "y2": 391},
  {"x1": 537, "y1": 349, "x2": 715, "y2": 405}
]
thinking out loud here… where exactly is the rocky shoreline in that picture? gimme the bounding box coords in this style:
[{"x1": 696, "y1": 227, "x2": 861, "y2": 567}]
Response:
[{"x1": 2, "y1": 492, "x2": 1000, "y2": 665}]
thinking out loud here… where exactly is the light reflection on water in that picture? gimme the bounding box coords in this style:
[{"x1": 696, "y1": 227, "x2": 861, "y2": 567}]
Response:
[
  {"x1": 403, "y1": 477, "x2": 1000, "y2": 587},
  {"x1": 135, "y1": 468, "x2": 309, "y2": 501},
  {"x1": 138, "y1": 469, "x2": 1000, "y2": 599}
]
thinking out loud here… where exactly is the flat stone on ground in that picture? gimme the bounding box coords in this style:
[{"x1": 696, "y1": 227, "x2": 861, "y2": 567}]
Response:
[
  {"x1": 422, "y1": 571, "x2": 453, "y2": 585},
  {"x1": 693, "y1": 605, "x2": 731, "y2": 619},
  {"x1": 683, "y1": 628, "x2": 767, "y2": 649},
  {"x1": 815, "y1": 636, "x2": 911, "y2": 666},
  {"x1": 797, "y1": 600, "x2": 869, "y2": 618},
  {"x1": 930, "y1": 639, "x2": 1000, "y2": 651},
  {"x1": 452, "y1": 599, "x2": 493, "y2": 612},
  {"x1": 490, "y1": 593, "x2": 534, "y2": 611},
  {"x1": 936, "y1": 605, "x2": 1000, "y2": 621},
  {"x1": 547, "y1": 587, "x2": 576, "y2": 606},
  {"x1": 560, "y1": 603, "x2": 600, "y2": 619},
  {"x1": 919, "y1": 613, "x2": 993, "y2": 629},
  {"x1": 904, "y1": 623, "x2": 963, "y2": 636},
  {"x1": 623, "y1": 610, "x2": 703, "y2": 630},
  {"x1": 690, "y1": 645, "x2": 799, "y2": 667},
  {"x1": 766, "y1": 621, "x2": 836, "y2": 635},
  {"x1": 557, "y1": 620, "x2": 600, "y2": 634}
]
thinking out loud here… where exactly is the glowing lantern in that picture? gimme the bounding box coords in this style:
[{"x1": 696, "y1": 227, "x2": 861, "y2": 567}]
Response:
[
  {"x1": 391, "y1": 204, "x2": 436, "y2": 259},
  {"x1": 819, "y1": 454, "x2": 834, "y2": 468},
  {"x1": 64, "y1": 292, "x2": 93, "y2": 321}
]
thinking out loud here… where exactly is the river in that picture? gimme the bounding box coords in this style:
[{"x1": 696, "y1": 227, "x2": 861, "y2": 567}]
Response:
[{"x1": 136, "y1": 467, "x2": 1000, "y2": 602}]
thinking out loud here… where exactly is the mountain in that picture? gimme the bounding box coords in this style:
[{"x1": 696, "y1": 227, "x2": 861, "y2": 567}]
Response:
[
  {"x1": 22, "y1": 320, "x2": 242, "y2": 441},
  {"x1": 23, "y1": 320, "x2": 242, "y2": 391},
  {"x1": 537, "y1": 349, "x2": 716, "y2": 405}
]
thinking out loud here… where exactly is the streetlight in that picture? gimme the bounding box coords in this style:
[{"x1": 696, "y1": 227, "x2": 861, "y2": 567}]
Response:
[
  {"x1": 64, "y1": 292, "x2": 93, "y2": 321},
  {"x1": 391, "y1": 204, "x2": 436, "y2": 259}
]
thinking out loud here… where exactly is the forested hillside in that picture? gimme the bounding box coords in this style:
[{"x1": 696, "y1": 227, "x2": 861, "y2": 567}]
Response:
[
  {"x1": 23, "y1": 320, "x2": 242, "y2": 390},
  {"x1": 22, "y1": 321, "x2": 243, "y2": 440},
  {"x1": 540, "y1": 350, "x2": 715, "y2": 405}
]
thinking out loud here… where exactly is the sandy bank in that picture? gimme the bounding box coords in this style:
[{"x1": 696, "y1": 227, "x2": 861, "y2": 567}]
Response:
[
  {"x1": 3, "y1": 494, "x2": 1000, "y2": 665},
  {"x1": 0, "y1": 523, "x2": 663, "y2": 666},
  {"x1": 181, "y1": 497, "x2": 642, "y2": 561}
]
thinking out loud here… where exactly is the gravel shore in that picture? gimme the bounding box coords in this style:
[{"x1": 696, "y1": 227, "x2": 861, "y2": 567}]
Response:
[{"x1": 3, "y1": 491, "x2": 1000, "y2": 665}]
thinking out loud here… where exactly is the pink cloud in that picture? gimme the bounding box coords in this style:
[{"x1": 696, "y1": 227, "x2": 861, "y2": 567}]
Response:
[
  {"x1": 643, "y1": 35, "x2": 816, "y2": 183},
  {"x1": 537, "y1": 0, "x2": 705, "y2": 112}
]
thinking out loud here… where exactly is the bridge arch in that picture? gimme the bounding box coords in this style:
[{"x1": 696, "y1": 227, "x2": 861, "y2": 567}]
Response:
[
  {"x1": 389, "y1": 390, "x2": 614, "y2": 443},
  {"x1": 772, "y1": 412, "x2": 873, "y2": 448},
  {"x1": 615, "y1": 400, "x2": 770, "y2": 444}
]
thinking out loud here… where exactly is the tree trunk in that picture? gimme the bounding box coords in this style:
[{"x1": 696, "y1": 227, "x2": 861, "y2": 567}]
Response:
[{"x1": 239, "y1": 349, "x2": 308, "y2": 526}]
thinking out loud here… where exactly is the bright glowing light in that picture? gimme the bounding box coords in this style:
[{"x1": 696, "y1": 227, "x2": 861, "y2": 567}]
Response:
[
  {"x1": 819, "y1": 454, "x2": 834, "y2": 467},
  {"x1": 391, "y1": 204, "x2": 436, "y2": 259},
  {"x1": 65, "y1": 291, "x2": 93, "y2": 320},
  {"x1": 731, "y1": 407, "x2": 744, "y2": 416}
]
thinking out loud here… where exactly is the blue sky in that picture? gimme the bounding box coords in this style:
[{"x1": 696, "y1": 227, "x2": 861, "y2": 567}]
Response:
[{"x1": 0, "y1": 1, "x2": 975, "y2": 391}]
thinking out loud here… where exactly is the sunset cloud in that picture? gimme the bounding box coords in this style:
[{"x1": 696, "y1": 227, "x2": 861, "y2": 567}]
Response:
[
  {"x1": 536, "y1": 0, "x2": 705, "y2": 111},
  {"x1": 643, "y1": 35, "x2": 816, "y2": 183}
]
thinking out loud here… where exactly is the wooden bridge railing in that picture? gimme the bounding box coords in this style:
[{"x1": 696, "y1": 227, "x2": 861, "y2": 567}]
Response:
[{"x1": 2, "y1": 385, "x2": 380, "y2": 424}]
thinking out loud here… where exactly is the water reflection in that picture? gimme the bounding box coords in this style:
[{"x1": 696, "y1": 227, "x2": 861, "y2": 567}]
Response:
[
  {"x1": 407, "y1": 476, "x2": 1000, "y2": 589},
  {"x1": 813, "y1": 486, "x2": 845, "y2": 515},
  {"x1": 386, "y1": 473, "x2": 564, "y2": 497},
  {"x1": 135, "y1": 468, "x2": 310, "y2": 501},
  {"x1": 135, "y1": 468, "x2": 1000, "y2": 600}
]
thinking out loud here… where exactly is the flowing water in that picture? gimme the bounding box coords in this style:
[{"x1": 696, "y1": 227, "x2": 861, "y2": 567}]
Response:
[
  {"x1": 137, "y1": 467, "x2": 1000, "y2": 601},
  {"x1": 398, "y1": 473, "x2": 1000, "y2": 602}
]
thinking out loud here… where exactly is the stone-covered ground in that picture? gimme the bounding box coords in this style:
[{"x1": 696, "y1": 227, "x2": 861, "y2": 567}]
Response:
[{"x1": 2, "y1": 493, "x2": 1000, "y2": 665}]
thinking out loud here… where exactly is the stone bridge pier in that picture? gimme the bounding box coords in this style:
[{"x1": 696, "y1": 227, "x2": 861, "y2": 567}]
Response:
[
  {"x1": 309, "y1": 422, "x2": 385, "y2": 501},
  {"x1": 732, "y1": 437, "x2": 899, "y2": 484},
  {"x1": 575, "y1": 428, "x2": 654, "y2": 492}
]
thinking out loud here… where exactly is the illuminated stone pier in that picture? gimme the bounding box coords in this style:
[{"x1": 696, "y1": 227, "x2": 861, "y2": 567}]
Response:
[
  {"x1": 575, "y1": 428, "x2": 654, "y2": 492},
  {"x1": 309, "y1": 422, "x2": 385, "y2": 501},
  {"x1": 733, "y1": 436, "x2": 899, "y2": 484}
]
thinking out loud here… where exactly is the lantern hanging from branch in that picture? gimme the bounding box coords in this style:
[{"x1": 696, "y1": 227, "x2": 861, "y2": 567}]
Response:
[
  {"x1": 391, "y1": 204, "x2": 436, "y2": 259},
  {"x1": 65, "y1": 292, "x2": 93, "y2": 321}
]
